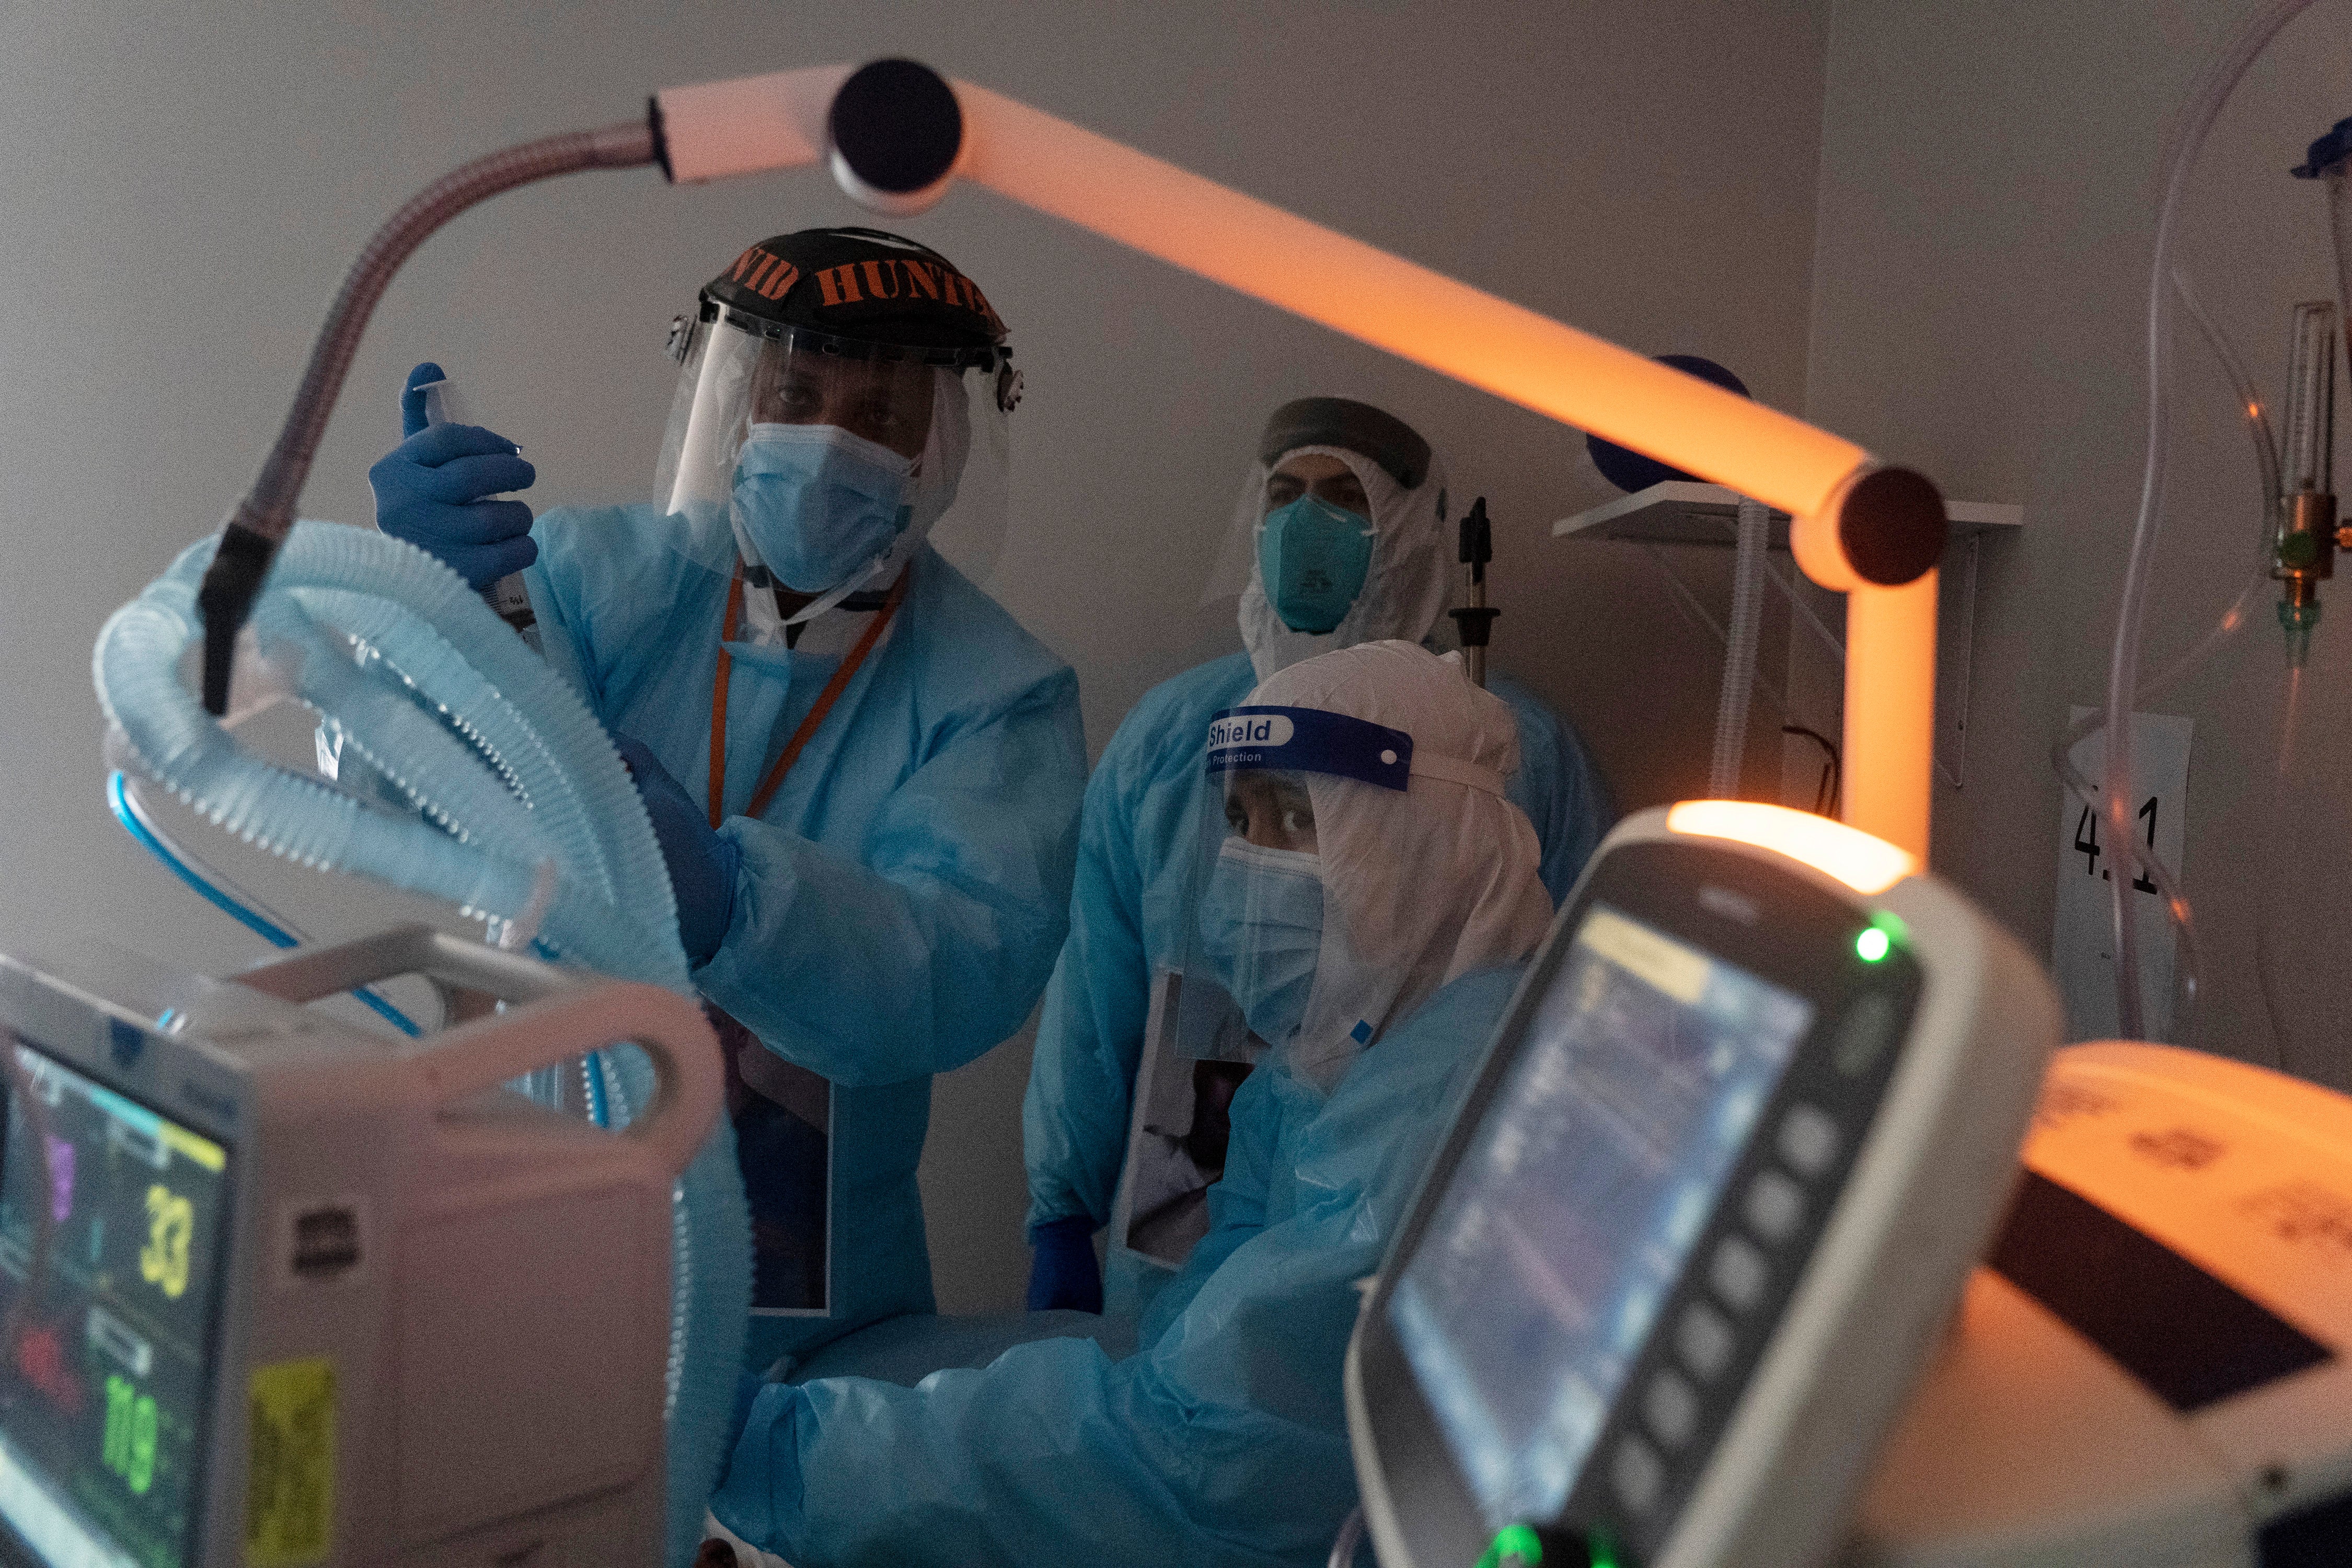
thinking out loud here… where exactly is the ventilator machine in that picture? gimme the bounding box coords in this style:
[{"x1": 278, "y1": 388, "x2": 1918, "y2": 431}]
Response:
[{"x1": 1343, "y1": 803, "x2": 2352, "y2": 1567}]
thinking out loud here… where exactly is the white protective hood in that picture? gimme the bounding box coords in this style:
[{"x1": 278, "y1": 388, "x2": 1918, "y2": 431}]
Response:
[
  {"x1": 1251, "y1": 640, "x2": 1553, "y2": 1088},
  {"x1": 1217, "y1": 439, "x2": 1457, "y2": 683}
]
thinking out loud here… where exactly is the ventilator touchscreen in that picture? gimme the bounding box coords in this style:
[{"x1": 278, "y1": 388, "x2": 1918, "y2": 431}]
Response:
[
  {"x1": 1387, "y1": 905, "x2": 1814, "y2": 1532},
  {"x1": 1345, "y1": 809, "x2": 2062, "y2": 1568},
  {"x1": 0, "y1": 1039, "x2": 232, "y2": 1568}
]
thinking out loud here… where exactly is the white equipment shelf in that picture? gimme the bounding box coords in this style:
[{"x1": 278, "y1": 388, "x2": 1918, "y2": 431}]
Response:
[
  {"x1": 1551, "y1": 481, "x2": 2023, "y2": 791},
  {"x1": 1551, "y1": 480, "x2": 2022, "y2": 546}
]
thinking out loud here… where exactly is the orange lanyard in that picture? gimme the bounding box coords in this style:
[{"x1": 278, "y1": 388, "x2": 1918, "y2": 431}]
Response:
[{"x1": 708, "y1": 563, "x2": 910, "y2": 830}]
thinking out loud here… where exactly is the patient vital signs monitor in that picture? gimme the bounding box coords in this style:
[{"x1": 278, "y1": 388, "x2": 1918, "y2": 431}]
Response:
[
  {"x1": 0, "y1": 1040, "x2": 233, "y2": 1568},
  {"x1": 0, "y1": 927, "x2": 720, "y2": 1568},
  {"x1": 1346, "y1": 803, "x2": 2062, "y2": 1568}
]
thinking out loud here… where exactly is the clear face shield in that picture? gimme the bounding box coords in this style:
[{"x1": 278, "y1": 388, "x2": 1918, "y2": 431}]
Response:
[
  {"x1": 652, "y1": 304, "x2": 1016, "y2": 611},
  {"x1": 1173, "y1": 704, "x2": 1416, "y2": 1062}
]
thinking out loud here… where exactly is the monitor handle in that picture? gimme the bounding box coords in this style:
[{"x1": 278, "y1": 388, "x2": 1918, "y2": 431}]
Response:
[
  {"x1": 233, "y1": 925, "x2": 723, "y2": 1177},
  {"x1": 233, "y1": 924, "x2": 579, "y2": 1008}
]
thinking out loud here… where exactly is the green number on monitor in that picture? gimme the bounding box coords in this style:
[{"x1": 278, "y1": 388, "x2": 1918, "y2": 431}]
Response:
[
  {"x1": 102, "y1": 1375, "x2": 132, "y2": 1475},
  {"x1": 101, "y1": 1374, "x2": 159, "y2": 1494},
  {"x1": 129, "y1": 1390, "x2": 157, "y2": 1494}
]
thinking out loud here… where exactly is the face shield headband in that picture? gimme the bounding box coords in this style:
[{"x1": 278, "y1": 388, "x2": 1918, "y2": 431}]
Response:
[
  {"x1": 1204, "y1": 706, "x2": 1412, "y2": 791},
  {"x1": 1204, "y1": 703, "x2": 1508, "y2": 799}
]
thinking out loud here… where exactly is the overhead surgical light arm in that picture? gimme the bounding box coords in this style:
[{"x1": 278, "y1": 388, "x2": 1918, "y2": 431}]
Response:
[{"x1": 194, "y1": 58, "x2": 1947, "y2": 856}]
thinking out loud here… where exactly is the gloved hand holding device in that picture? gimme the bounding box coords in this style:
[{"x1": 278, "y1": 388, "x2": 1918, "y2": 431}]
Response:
[
  {"x1": 615, "y1": 735, "x2": 741, "y2": 969},
  {"x1": 368, "y1": 360, "x2": 538, "y2": 587}
]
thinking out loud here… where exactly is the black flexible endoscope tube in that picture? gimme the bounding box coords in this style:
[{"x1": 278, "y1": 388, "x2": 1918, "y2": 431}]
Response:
[{"x1": 197, "y1": 117, "x2": 660, "y2": 714}]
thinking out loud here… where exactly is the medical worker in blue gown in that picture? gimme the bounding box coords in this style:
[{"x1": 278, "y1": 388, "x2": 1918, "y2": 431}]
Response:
[
  {"x1": 1023, "y1": 397, "x2": 1611, "y2": 1315},
  {"x1": 702, "y1": 638, "x2": 1557, "y2": 1568},
  {"x1": 366, "y1": 227, "x2": 1087, "y2": 1371}
]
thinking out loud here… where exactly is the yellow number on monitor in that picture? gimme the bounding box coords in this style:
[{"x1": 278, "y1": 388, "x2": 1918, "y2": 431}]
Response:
[{"x1": 141, "y1": 1184, "x2": 192, "y2": 1300}]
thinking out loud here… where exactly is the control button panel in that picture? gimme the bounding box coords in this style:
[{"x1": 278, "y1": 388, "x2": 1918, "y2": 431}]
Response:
[{"x1": 1745, "y1": 1171, "x2": 1805, "y2": 1241}]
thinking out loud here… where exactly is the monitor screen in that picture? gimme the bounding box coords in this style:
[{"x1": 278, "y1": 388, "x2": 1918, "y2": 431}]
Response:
[
  {"x1": 0, "y1": 1036, "x2": 232, "y2": 1568},
  {"x1": 1386, "y1": 903, "x2": 1815, "y2": 1531}
]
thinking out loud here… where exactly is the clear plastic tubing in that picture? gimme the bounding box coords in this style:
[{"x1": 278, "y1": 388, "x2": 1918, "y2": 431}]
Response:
[
  {"x1": 2103, "y1": 0, "x2": 2316, "y2": 1040},
  {"x1": 1711, "y1": 496, "x2": 1770, "y2": 798},
  {"x1": 2258, "y1": 661, "x2": 2309, "y2": 1071},
  {"x1": 2050, "y1": 270, "x2": 2281, "y2": 1033}
]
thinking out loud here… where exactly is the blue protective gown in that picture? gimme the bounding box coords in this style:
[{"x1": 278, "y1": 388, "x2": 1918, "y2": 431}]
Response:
[
  {"x1": 711, "y1": 965, "x2": 1526, "y2": 1568},
  {"x1": 1022, "y1": 649, "x2": 1609, "y2": 1237},
  {"x1": 525, "y1": 504, "x2": 1087, "y2": 1369}
]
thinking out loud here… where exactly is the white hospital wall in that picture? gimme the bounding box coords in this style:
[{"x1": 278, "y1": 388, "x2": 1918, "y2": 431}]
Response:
[
  {"x1": 1807, "y1": 0, "x2": 2352, "y2": 1088},
  {"x1": 0, "y1": 1, "x2": 1830, "y2": 1310}
]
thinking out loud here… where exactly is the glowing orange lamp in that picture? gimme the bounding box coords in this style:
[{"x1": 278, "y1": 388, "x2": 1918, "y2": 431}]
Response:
[
  {"x1": 660, "y1": 60, "x2": 1949, "y2": 858},
  {"x1": 197, "y1": 58, "x2": 1947, "y2": 857}
]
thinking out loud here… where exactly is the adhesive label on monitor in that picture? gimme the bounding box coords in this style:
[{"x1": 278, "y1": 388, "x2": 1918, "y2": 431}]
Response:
[
  {"x1": 244, "y1": 1358, "x2": 335, "y2": 1567},
  {"x1": 0, "y1": 1037, "x2": 234, "y2": 1568},
  {"x1": 1385, "y1": 903, "x2": 1814, "y2": 1530}
]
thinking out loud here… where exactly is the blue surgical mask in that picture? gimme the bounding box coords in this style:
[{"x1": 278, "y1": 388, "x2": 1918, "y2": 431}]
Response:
[
  {"x1": 1259, "y1": 494, "x2": 1375, "y2": 634},
  {"x1": 733, "y1": 423, "x2": 913, "y2": 593},
  {"x1": 1196, "y1": 838, "x2": 1324, "y2": 1045}
]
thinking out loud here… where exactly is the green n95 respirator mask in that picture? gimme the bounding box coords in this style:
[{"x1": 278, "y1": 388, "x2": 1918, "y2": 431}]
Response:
[{"x1": 1258, "y1": 494, "x2": 1375, "y2": 633}]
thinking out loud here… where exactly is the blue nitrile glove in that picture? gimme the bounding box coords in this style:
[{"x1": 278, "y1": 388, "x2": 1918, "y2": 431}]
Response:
[
  {"x1": 1024, "y1": 1215, "x2": 1103, "y2": 1313},
  {"x1": 615, "y1": 735, "x2": 741, "y2": 968},
  {"x1": 366, "y1": 361, "x2": 538, "y2": 587}
]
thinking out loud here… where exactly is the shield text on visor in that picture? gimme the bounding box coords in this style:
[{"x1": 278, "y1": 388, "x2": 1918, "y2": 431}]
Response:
[{"x1": 1204, "y1": 705, "x2": 1414, "y2": 786}]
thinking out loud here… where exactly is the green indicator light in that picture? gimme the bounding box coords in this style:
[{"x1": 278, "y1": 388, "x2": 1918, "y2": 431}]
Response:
[
  {"x1": 1478, "y1": 1524, "x2": 1543, "y2": 1568},
  {"x1": 1479, "y1": 1521, "x2": 1620, "y2": 1568},
  {"x1": 1856, "y1": 909, "x2": 1907, "y2": 963}
]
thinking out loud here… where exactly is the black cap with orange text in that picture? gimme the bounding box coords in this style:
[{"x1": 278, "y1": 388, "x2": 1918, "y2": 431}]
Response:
[{"x1": 703, "y1": 226, "x2": 1006, "y2": 352}]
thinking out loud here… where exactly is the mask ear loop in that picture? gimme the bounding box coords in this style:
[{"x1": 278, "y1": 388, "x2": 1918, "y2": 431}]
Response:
[{"x1": 778, "y1": 549, "x2": 893, "y2": 626}]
